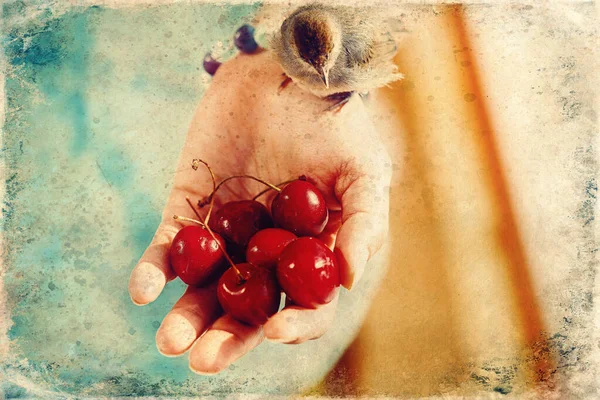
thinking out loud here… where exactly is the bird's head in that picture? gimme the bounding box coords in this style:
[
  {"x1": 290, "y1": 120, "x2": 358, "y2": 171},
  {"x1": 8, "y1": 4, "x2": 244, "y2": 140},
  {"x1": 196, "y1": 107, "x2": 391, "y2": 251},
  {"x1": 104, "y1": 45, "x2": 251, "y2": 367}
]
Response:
[{"x1": 291, "y1": 11, "x2": 342, "y2": 88}]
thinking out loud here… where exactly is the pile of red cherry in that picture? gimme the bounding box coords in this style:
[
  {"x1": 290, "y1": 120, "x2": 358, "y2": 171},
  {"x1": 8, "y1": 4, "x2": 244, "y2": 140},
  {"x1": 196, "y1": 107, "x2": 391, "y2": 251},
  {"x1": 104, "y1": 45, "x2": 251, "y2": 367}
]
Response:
[{"x1": 168, "y1": 160, "x2": 339, "y2": 326}]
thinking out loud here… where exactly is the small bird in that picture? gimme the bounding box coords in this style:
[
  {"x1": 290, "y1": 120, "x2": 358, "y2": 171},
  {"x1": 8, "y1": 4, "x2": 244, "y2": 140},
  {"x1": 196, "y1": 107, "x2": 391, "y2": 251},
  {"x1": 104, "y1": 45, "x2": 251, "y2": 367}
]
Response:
[{"x1": 270, "y1": 3, "x2": 403, "y2": 109}]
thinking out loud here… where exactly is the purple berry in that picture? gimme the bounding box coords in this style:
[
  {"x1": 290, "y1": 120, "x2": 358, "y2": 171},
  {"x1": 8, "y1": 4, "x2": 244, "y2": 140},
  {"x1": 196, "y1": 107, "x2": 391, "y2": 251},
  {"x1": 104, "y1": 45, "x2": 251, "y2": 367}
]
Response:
[
  {"x1": 203, "y1": 53, "x2": 221, "y2": 76},
  {"x1": 234, "y1": 24, "x2": 258, "y2": 54}
]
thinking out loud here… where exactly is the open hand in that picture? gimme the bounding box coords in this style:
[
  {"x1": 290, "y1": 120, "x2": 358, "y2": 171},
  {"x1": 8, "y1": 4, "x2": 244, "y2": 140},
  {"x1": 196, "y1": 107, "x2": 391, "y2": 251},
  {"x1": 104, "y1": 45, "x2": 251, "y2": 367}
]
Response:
[{"x1": 128, "y1": 50, "x2": 391, "y2": 374}]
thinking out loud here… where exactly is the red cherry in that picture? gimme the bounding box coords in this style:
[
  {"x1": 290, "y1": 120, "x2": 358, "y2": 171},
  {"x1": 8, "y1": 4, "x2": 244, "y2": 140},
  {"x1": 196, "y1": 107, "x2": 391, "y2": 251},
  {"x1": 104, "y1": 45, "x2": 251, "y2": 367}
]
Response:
[
  {"x1": 217, "y1": 263, "x2": 281, "y2": 326},
  {"x1": 277, "y1": 237, "x2": 339, "y2": 309},
  {"x1": 271, "y1": 180, "x2": 328, "y2": 237},
  {"x1": 169, "y1": 225, "x2": 226, "y2": 286},
  {"x1": 226, "y1": 242, "x2": 247, "y2": 264},
  {"x1": 246, "y1": 228, "x2": 298, "y2": 270},
  {"x1": 209, "y1": 200, "x2": 273, "y2": 247}
]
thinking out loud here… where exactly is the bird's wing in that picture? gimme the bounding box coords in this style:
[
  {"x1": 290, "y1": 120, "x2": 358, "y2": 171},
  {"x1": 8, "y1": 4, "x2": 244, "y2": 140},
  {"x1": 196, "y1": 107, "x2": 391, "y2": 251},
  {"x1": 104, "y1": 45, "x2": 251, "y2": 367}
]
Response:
[
  {"x1": 366, "y1": 29, "x2": 399, "y2": 67},
  {"x1": 338, "y1": 7, "x2": 399, "y2": 69}
]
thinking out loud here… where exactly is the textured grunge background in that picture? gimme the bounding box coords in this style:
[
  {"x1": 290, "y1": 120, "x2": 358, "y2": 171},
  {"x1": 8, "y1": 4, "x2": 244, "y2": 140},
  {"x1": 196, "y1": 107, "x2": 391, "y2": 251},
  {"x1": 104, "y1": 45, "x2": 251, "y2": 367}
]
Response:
[{"x1": 1, "y1": 1, "x2": 598, "y2": 398}]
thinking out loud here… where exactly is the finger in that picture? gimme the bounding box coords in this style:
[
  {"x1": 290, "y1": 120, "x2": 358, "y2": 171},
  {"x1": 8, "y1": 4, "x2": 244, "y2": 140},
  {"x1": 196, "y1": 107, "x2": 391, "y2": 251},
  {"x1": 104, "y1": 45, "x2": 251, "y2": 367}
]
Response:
[
  {"x1": 155, "y1": 284, "x2": 222, "y2": 357},
  {"x1": 334, "y1": 170, "x2": 391, "y2": 290},
  {"x1": 317, "y1": 210, "x2": 342, "y2": 250},
  {"x1": 128, "y1": 221, "x2": 180, "y2": 305},
  {"x1": 311, "y1": 176, "x2": 342, "y2": 212},
  {"x1": 263, "y1": 293, "x2": 339, "y2": 344},
  {"x1": 128, "y1": 184, "x2": 209, "y2": 306},
  {"x1": 188, "y1": 315, "x2": 264, "y2": 375}
]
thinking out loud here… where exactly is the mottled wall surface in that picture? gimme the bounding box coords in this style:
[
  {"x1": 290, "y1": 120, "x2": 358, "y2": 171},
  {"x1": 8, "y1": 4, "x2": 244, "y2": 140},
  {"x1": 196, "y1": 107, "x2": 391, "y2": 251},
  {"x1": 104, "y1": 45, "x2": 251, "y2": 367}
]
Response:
[{"x1": 1, "y1": 1, "x2": 598, "y2": 399}]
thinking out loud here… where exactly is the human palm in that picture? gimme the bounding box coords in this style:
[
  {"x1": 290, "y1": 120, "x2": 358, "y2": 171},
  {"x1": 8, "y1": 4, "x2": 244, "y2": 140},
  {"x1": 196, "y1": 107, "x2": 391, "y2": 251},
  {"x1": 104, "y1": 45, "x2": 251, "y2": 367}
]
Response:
[{"x1": 128, "y1": 50, "x2": 391, "y2": 374}]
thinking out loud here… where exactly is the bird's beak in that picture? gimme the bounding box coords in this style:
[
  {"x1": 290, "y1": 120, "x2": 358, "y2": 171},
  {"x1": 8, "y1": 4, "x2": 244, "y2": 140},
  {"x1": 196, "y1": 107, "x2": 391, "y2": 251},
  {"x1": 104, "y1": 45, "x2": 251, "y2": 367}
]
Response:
[{"x1": 320, "y1": 67, "x2": 330, "y2": 88}]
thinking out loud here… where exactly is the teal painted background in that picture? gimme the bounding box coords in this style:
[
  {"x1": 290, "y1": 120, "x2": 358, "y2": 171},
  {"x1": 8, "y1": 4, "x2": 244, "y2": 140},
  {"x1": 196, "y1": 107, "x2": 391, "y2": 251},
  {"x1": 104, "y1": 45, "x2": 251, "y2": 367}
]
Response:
[
  {"x1": 0, "y1": 1, "x2": 370, "y2": 397},
  {"x1": 3, "y1": 1, "x2": 596, "y2": 398},
  {"x1": 0, "y1": 2, "x2": 254, "y2": 396}
]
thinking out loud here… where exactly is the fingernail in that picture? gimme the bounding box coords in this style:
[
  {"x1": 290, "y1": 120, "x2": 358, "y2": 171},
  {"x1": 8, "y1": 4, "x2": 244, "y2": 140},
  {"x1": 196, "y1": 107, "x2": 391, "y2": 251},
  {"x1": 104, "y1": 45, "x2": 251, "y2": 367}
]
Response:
[
  {"x1": 189, "y1": 363, "x2": 220, "y2": 376},
  {"x1": 336, "y1": 247, "x2": 368, "y2": 291},
  {"x1": 189, "y1": 356, "x2": 228, "y2": 376},
  {"x1": 266, "y1": 336, "x2": 297, "y2": 344},
  {"x1": 342, "y1": 275, "x2": 354, "y2": 291},
  {"x1": 156, "y1": 347, "x2": 180, "y2": 358},
  {"x1": 351, "y1": 250, "x2": 369, "y2": 290},
  {"x1": 156, "y1": 314, "x2": 197, "y2": 356},
  {"x1": 130, "y1": 297, "x2": 146, "y2": 306},
  {"x1": 129, "y1": 262, "x2": 166, "y2": 304}
]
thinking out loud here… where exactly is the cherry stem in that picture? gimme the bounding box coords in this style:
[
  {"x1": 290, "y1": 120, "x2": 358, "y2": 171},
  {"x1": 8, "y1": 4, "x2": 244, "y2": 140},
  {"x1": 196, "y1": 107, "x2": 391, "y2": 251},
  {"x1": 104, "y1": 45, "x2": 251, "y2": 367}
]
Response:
[
  {"x1": 172, "y1": 214, "x2": 205, "y2": 227},
  {"x1": 191, "y1": 159, "x2": 217, "y2": 226},
  {"x1": 185, "y1": 196, "x2": 203, "y2": 221},
  {"x1": 251, "y1": 179, "x2": 295, "y2": 201},
  {"x1": 173, "y1": 214, "x2": 244, "y2": 282},
  {"x1": 191, "y1": 159, "x2": 246, "y2": 283},
  {"x1": 198, "y1": 175, "x2": 282, "y2": 208}
]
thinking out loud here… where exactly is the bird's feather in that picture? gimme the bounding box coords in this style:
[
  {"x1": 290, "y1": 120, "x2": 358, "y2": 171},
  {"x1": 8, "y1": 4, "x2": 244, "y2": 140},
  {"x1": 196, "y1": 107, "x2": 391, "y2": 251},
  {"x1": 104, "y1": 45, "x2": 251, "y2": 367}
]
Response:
[{"x1": 269, "y1": 3, "x2": 403, "y2": 97}]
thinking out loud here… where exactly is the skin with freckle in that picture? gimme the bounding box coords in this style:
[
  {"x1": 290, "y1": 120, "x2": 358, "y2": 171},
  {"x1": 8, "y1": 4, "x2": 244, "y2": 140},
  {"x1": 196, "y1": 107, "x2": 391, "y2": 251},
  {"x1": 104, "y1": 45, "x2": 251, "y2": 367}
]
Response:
[{"x1": 129, "y1": 50, "x2": 392, "y2": 375}]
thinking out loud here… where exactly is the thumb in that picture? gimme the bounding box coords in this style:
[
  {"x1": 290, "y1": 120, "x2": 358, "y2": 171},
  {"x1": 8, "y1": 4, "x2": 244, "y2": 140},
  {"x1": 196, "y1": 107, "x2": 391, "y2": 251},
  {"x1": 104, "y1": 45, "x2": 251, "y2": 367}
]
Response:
[{"x1": 334, "y1": 165, "x2": 391, "y2": 290}]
